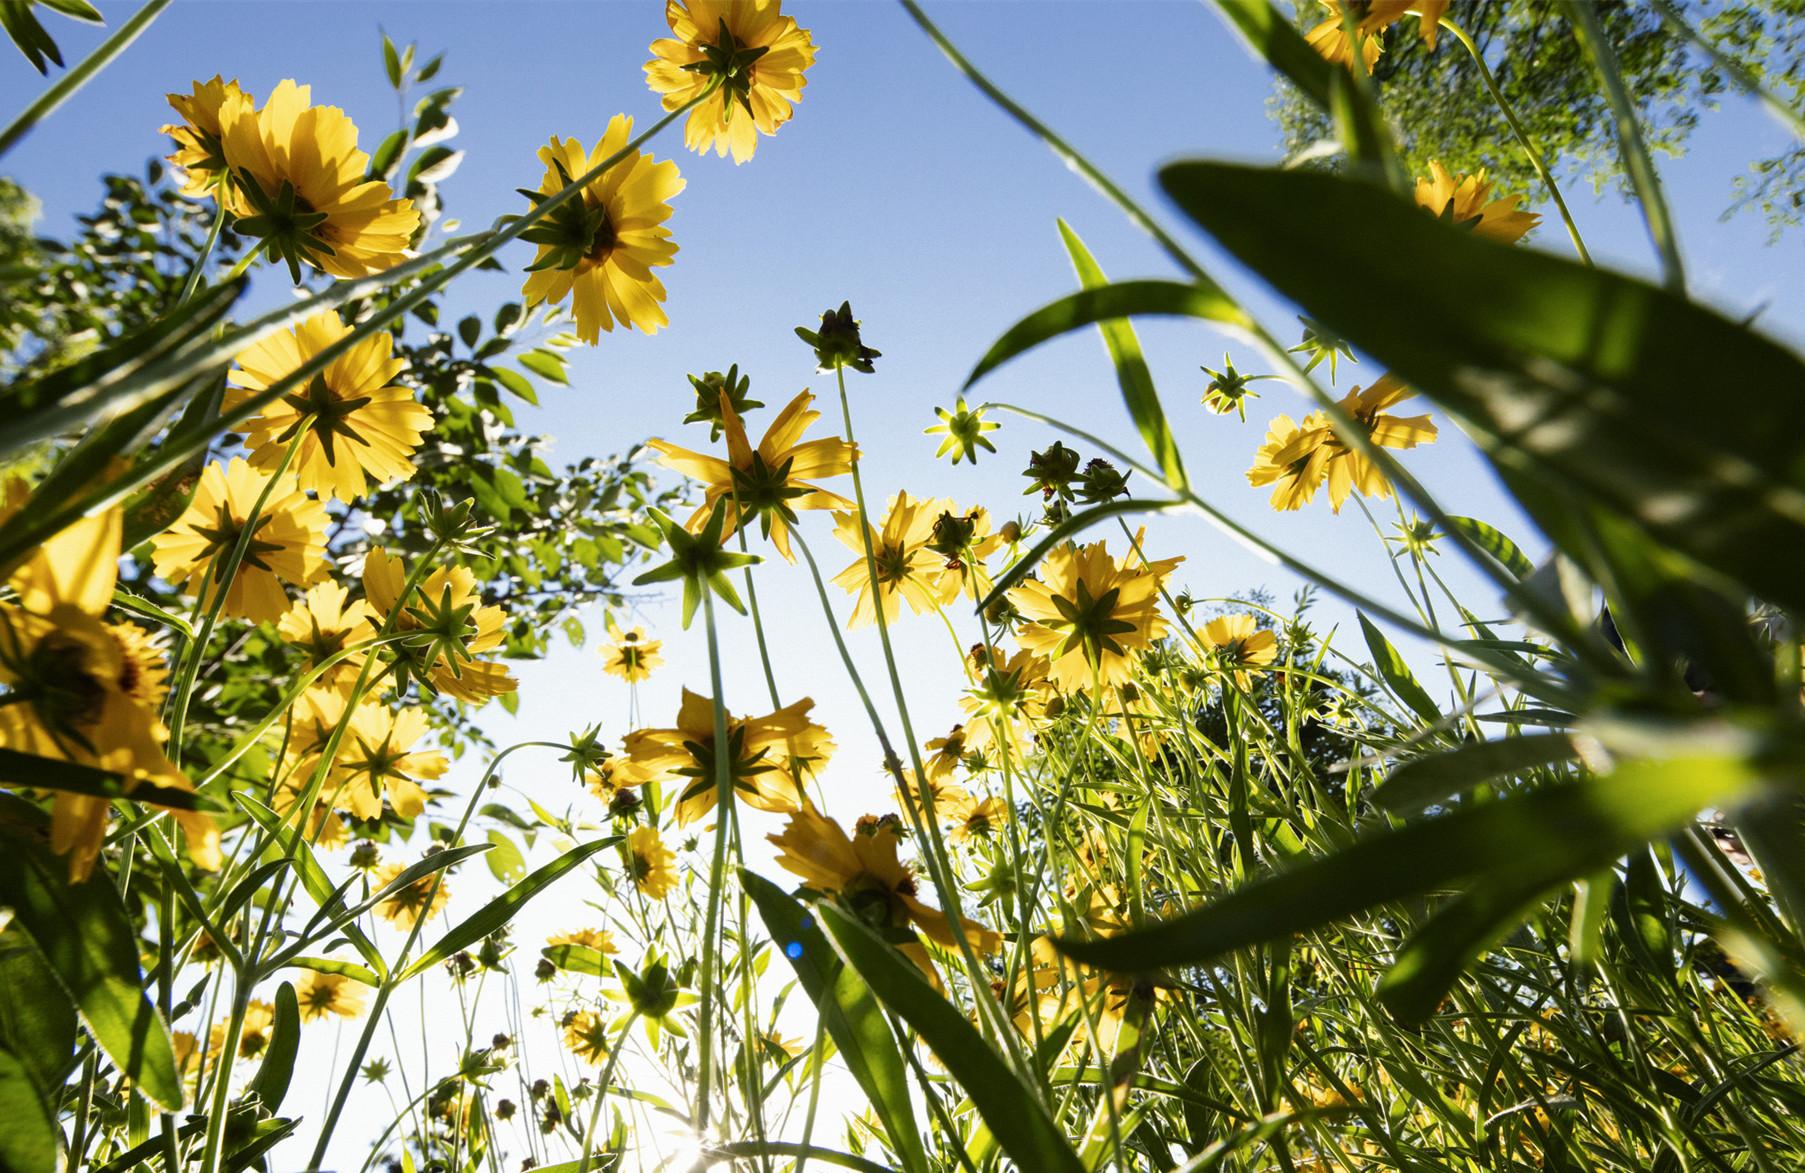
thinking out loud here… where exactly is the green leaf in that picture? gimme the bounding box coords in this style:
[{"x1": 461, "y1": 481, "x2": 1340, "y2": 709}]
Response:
[
  {"x1": 237, "y1": 795, "x2": 385, "y2": 979},
  {"x1": 1158, "y1": 161, "x2": 1805, "y2": 615},
  {"x1": 1444, "y1": 516, "x2": 1534, "y2": 581},
  {"x1": 0, "y1": 1045, "x2": 57, "y2": 1173},
  {"x1": 742, "y1": 871, "x2": 930, "y2": 1173},
  {"x1": 541, "y1": 943, "x2": 613, "y2": 977},
  {"x1": 1358, "y1": 613, "x2": 1441, "y2": 726},
  {"x1": 1055, "y1": 221, "x2": 1187, "y2": 490},
  {"x1": 964, "y1": 279, "x2": 1247, "y2": 389},
  {"x1": 1376, "y1": 870, "x2": 1555, "y2": 1023},
  {"x1": 0, "y1": 928, "x2": 75, "y2": 1104},
  {"x1": 1054, "y1": 746, "x2": 1768, "y2": 978},
  {"x1": 368, "y1": 129, "x2": 406, "y2": 180},
  {"x1": 246, "y1": 981, "x2": 299, "y2": 1114},
  {"x1": 0, "y1": 825, "x2": 182, "y2": 1110},
  {"x1": 1376, "y1": 732, "x2": 1578, "y2": 815},
  {"x1": 407, "y1": 145, "x2": 464, "y2": 186},
  {"x1": 485, "y1": 829, "x2": 526, "y2": 883},
  {"x1": 517, "y1": 349, "x2": 569, "y2": 386},
  {"x1": 401, "y1": 836, "x2": 618, "y2": 980},
  {"x1": 0, "y1": 747, "x2": 221, "y2": 811},
  {"x1": 382, "y1": 30, "x2": 402, "y2": 87},
  {"x1": 1206, "y1": 0, "x2": 1333, "y2": 108},
  {"x1": 284, "y1": 956, "x2": 379, "y2": 987},
  {"x1": 815, "y1": 903, "x2": 1085, "y2": 1173}
]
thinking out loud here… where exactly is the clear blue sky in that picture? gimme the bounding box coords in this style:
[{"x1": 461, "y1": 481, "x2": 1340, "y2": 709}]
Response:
[{"x1": 5, "y1": 2, "x2": 1803, "y2": 1165}]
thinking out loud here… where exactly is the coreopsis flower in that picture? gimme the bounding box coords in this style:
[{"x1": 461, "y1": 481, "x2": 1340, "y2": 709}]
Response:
[
  {"x1": 924, "y1": 397, "x2": 999, "y2": 465},
  {"x1": 925, "y1": 506, "x2": 1004, "y2": 603},
  {"x1": 226, "y1": 311, "x2": 430, "y2": 504},
  {"x1": 683, "y1": 365, "x2": 764, "y2": 439},
  {"x1": 0, "y1": 483, "x2": 219, "y2": 881},
  {"x1": 219, "y1": 79, "x2": 420, "y2": 280},
  {"x1": 649, "y1": 388, "x2": 856, "y2": 561},
  {"x1": 941, "y1": 789, "x2": 1008, "y2": 844},
  {"x1": 151, "y1": 457, "x2": 329, "y2": 623},
  {"x1": 1009, "y1": 539, "x2": 1178, "y2": 693},
  {"x1": 1201, "y1": 613, "x2": 1279, "y2": 690},
  {"x1": 1305, "y1": 0, "x2": 1447, "y2": 66},
  {"x1": 162, "y1": 76, "x2": 250, "y2": 196},
  {"x1": 294, "y1": 969, "x2": 368, "y2": 1021},
  {"x1": 1006, "y1": 936, "x2": 1163, "y2": 1054},
  {"x1": 1200, "y1": 354, "x2": 1273, "y2": 420},
  {"x1": 644, "y1": 0, "x2": 817, "y2": 164},
  {"x1": 599, "y1": 615, "x2": 663, "y2": 683},
  {"x1": 796, "y1": 301, "x2": 880, "y2": 374},
  {"x1": 830, "y1": 491, "x2": 960, "y2": 628},
  {"x1": 548, "y1": 928, "x2": 619, "y2": 955},
  {"x1": 616, "y1": 688, "x2": 833, "y2": 825},
  {"x1": 276, "y1": 582, "x2": 374, "y2": 691},
  {"x1": 1246, "y1": 414, "x2": 1336, "y2": 512},
  {"x1": 331, "y1": 705, "x2": 445, "y2": 821},
  {"x1": 921, "y1": 726, "x2": 968, "y2": 785},
  {"x1": 211, "y1": 999, "x2": 276, "y2": 1060},
  {"x1": 1415, "y1": 161, "x2": 1539, "y2": 244},
  {"x1": 960, "y1": 646, "x2": 1056, "y2": 754},
  {"x1": 769, "y1": 809, "x2": 998, "y2": 974},
  {"x1": 562, "y1": 1010, "x2": 612, "y2": 1064},
  {"x1": 519, "y1": 118, "x2": 684, "y2": 342},
  {"x1": 372, "y1": 859, "x2": 451, "y2": 928},
  {"x1": 1318, "y1": 374, "x2": 1438, "y2": 511},
  {"x1": 362, "y1": 547, "x2": 517, "y2": 703},
  {"x1": 625, "y1": 824, "x2": 678, "y2": 900}
]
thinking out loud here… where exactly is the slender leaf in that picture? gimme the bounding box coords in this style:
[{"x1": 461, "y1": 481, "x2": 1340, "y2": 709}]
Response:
[
  {"x1": 246, "y1": 981, "x2": 299, "y2": 1113},
  {"x1": 0, "y1": 748, "x2": 221, "y2": 811},
  {"x1": 1444, "y1": 516, "x2": 1534, "y2": 581},
  {"x1": 1376, "y1": 732, "x2": 1577, "y2": 814},
  {"x1": 1358, "y1": 613, "x2": 1441, "y2": 726},
  {"x1": 237, "y1": 795, "x2": 384, "y2": 978}
]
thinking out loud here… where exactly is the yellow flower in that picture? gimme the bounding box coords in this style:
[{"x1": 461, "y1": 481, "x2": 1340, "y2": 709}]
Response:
[
  {"x1": 226, "y1": 311, "x2": 430, "y2": 504},
  {"x1": 211, "y1": 999, "x2": 276, "y2": 1060},
  {"x1": 548, "y1": 928, "x2": 619, "y2": 955},
  {"x1": 1318, "y1": 374, "x2": 1439, "y2": 512},
  {"x1": 769, "y1": 809, "x2": 998, "y2": 970},
  {"x1": 940, "y1": 789, "x2": 1008, "y2": 844},
  {"x1": 830, "y1": 491, "x2": 961, "y2": 629},
  {"x1": 921, "y1": 726, "x2": 968, "y2": 785},
  {"x1": 162, "y1": 76, "x2": 249, "y2": 196},
  {"x1": 649, "y1": 388, "x2": 856, "y2": 562},
  {"x1": 960, "y1": 645, "x2": 1056, "y2": 755},
  {"x1": 645, "y1": 0, "x2": 817, "y2": 164},
  {"x1": 625, "y1": 824, "x2": 678, "y2": 900},
  {"x1": 1245, "y1": 414, "x2": 1336, "y2": 512},
  {"x1": 1201, "y1": 613, "x2": 1279, "y2": 689},
  {"x1": 520, "y1": 118, "x2": 684, "y2": 343},
  {"x1": 293, "y1": 969, "x2": 368, "y2": 1021},
  {"x1": 331, "y1": 705, "x2": 446, "y2": 821},
  {"x1": 0, "y1": 481, "x2": 218, "y2": 881},
  {"x1": 151, "y1": 457, "x2": 329, "y2": 623},
  {"x1": 1305, "y1": 0, "x2": 1447, "y2": 66},
  {"x1": 276, "y1": 581, "x2": 374, "y2": 691},
  {"x1": 1008, "y1": 539, "x2": 1177, "y2": 693},
  {"x1": 562, "y1": 1009, "x2": 612, "y2": 1064},
  {"x1": 362, "y1": 547, "x2": 517, "y2": 703},
  {"x1": 1414, "y1": 161, "x2": 1540, "y2": 244},
  {"x1": 617, "y1": 688, "x2": 833, "y2": 826},
  {"x1": 219, "y1": 79, "x2": 420, "y2": 279},
  {"x1": 599, "y1": 615, "x2": 663, "y2": 683},
  {"x1": 372, "y1": 859, "x2": 451, "y2": 928}
]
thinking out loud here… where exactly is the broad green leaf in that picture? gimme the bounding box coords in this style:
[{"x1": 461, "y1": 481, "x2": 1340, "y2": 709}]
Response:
[
  {"x1": 485, "y1": 829, "x2": 527, "y2": 883},
  {"x1": 0, "y1": 825, "x2": 182, "y2": 1110},
  {"x1": 742, "y1": 871, "x2": 930, "y2": 1173},
  {"x1": 237, "y1": 795, "x2": 384, "y2": 978},
  {"x1": 518, "y1": 349, "x2": 569, "y2": 386},
  {"x1": 493, "y1": 366, "x2": 539, "y2": 404},
  {"x1": 1358, "y1": 613, "x2": 1441, "y2": 726},
  {"x1": 542, "y1": 943, "x2": 612, "y2": 977},
  {"x1": 246, "y1": 981, "x2": 299, "y2": 1114},
  {"x1": 0, "y1": 927, "x2": 75, "y2": 1103},
  {"x1": 1376, "y1": 732, "x2": 1577, "y2": 814},
  {"x1": 815, "y1": 902, "x2": 1085, "y2": 1173},
  {"x1": 1057, "y1": 220, "x2": 1188, "y2": 490},
  {"x1": 0, "y1": 1046, "x2": 57, "y2": 1173},
  {"x1": 964, "y1": 279, "x2": 1248, "y2": 389},
  {"x1": 1158, "y1": 161, "x2": 1805, "y2": 615},
  {"x1": 284, "y1": 956, "x2": 379, "y2": 987},
  {"x1": 1054, "y1": 747, "x2": 1768, "y2": 976},
  {"x1": 1444, "y1": 516, "x2": 1534, "y2": 581},
  {"x1": 0, "y1": 747, "x2": 221, "y2": 811},
  {"x1": 401, "y1": 836, "x2": 618, "y2": 980}
]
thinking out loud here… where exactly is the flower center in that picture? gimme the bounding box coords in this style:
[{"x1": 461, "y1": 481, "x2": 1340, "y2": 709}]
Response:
[{"x1": 279, "y1": 373, "x2": 375, "y2": 466}]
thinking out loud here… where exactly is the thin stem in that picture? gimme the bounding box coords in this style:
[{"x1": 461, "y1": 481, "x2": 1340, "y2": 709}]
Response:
[
  {"x1": 692, "y1": 584, "x2": 736, "y2": 1138},
  {"x1": 0, "y1": 0, "x2": 172, "y2": 159}
]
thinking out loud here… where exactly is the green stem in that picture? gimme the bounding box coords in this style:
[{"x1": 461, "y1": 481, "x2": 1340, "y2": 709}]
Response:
[
  {"x1": 177, "y1": 193, "x2": 233, "y2": 307},
  {"x1": 692, "y1": 584, "x2": 736, "y2": 1138},
  {"x1": 0, "y1": 0, "x2": 172, "y2": 159},
  {"x1": 576, "y1": 1011, "x2": 640, "y2": 1173}
]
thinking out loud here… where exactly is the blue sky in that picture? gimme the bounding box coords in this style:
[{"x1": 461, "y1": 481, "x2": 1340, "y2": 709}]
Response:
[{"x1": 6, "y1": 2, "x2": 1804, "y2": 1164}]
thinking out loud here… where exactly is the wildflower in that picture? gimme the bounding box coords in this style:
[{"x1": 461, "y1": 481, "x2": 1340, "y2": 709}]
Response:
[
  {"x1": 632, "y1": 501, "x2": 758, "y2": 628},
  {"x1": 1077, "y1": 458, "x2": 1129, "y2": 504},
  {"x1": 649, "y1": 387, "x2": 856, "y2": 561},
  {"x1": 331, "y1": 705, "x2": 446, "y2": 821},
  {"x1": 562, "y1": 1010, "x2": 612, "y2": 1064},
  {"x1": 600, "y1": 615, "x2": 663, "y2": 683},
  {"x1": 770, "y1": 809, "x2": 997, "y2": 974},
  {"x1": 682, "y1": 365, "x2": 762, "y2": 439},
  {"x1": 1319, "y1": 374, "x2": 1438, "y2": 511},
  {"x1": 0, "y1": 483, "x2": 218, "y2": 880},
  {"x1": 921, "y1": 726, "x2": 968, "y2": 784},
  {"x1": 926, "y1": 506, "x2": 1003, "y2": 602},
  {"x1": 294, "y1": 969, "x2": 368, "y2": 1021},
  {"x1": 1391, "y1": 515, "x2": 1441, "y2": 558},
  {"x1": 1023, "y1": 442, "x2": 1082, "y2": 502},
  {"x1": 960, "y1": 646, "x2": 1055, "y2": 754},
  {"x1": 162, "y1": 76, "x2": 250, "y2": 197},
  {"x1": 1415, "y1": 161, "x2": 1540, "y2": 244},
  {"x1": 151, "y1": 457, "x2": 329, "y2": 623},
  {"x1": 796, "y1": 301, "x2": 880, "y2": 374},
  {"x1": 617, "y1": 688, "x2": 832, "y2": 825},
  {"x1": 625, "y1": 824, "x2": 678, "y2": 899},
  {"x1": 1245, "y1": 415, "x2": 1335, "y2": 512},
  {"x1": 830, "y1": 491, "x2": 960, "y2": 628},
  {"x1": 1304, "y1": 0, "x2": 1397, "y2": 69},
  {"x1": 219, "y1": 79, "x2": 420, "y2": 280},
  {"x1": 210, "y1": 1000, "x2": 276, "y2": 1060},
  {"x1": 1201, "y1": 613, "x2": 1279, "y2": 690},
  {"x1": 606, "y1": 953, "x2": 700, "y2": 1046},
  {"x1": 941, "y1": 790, "x2": 1008, "y2": 844},
  {"x1": 645, "y1": 0, "x2": 817, "y2": 164},
  {"x1": 226, "y1": 312, "x2": 429, "y2": 504},
  {"x1": 924, "y1": 397, "x2": 999, "y2": 465},
  {"x1": 1288, "y1": 316, "x2": 1356, "y2": 380},
  {"x1": 1200, "y1": 353, "x2": 1272, "y2": 420},
  {"x1": 519, "y1": 117, "x2": 684, "y2": 342},
  {"x1": 1009, "y1": 539, "x2": 1178, "y2": 692},
  {"x1": 276, "y1": 582, "x2": 374, "y2": 691},
  {"x1": 362, "y1": 547, "x2": 517, "y2": 703},
  {"x1": 548, "y1": 928, "x2": 619, "y2": 955},
  {"x1": 372, "y1": 860, "x2": 451, "y2": 928}
]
